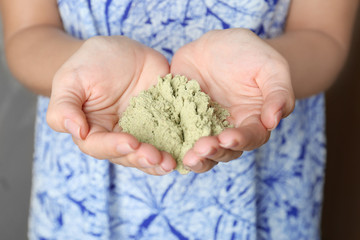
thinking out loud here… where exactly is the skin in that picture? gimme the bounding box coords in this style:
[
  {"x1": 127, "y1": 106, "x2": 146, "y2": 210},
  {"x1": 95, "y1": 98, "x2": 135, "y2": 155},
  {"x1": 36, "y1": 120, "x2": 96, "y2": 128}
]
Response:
[
  {"x1": 171, "y1": 29, "x2": 294, "y2": 171},
  {"x1": 0, "y1": 0, "x2": 358, "y2": 175}
]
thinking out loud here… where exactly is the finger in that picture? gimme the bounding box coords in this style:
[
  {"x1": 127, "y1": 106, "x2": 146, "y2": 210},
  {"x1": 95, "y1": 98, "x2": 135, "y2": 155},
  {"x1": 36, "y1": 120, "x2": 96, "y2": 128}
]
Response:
[
  {"x1": 207, "y1": 149, "x2": 243, "y2": 163},
  {"x1": 47, "y1": 96, "x2": 89, "y2": 140},
  {"x1": 217, "y1": 120, "x2": 270, "y2": 151},
  {"x1": 110, "y1": 150, "x2": 176, "y2": 176},
  {"x1": 261, "y1": 88, "x2": 295, "y2": 130},
  {"x1": 47, "y1": 73, "x2": 89, "y2": 140},
  {"x1": 124, "y1": 142, "x2": 163, "y2": 166},
  {"x1": 182, "y1": 149, "x2": 217, "y2": 173},
  {"x1": 73, "y1": 129, "x2": 140, "y2": 160},
  {"x1": 158, "y1": 151, "x2": 177, "y2": 173},
  {"x1": 192, "y1": 136, "x2": 243, "y2": 162},
  {"x1": 257, "y1": 62, "x2": 295, "y2": 130}
]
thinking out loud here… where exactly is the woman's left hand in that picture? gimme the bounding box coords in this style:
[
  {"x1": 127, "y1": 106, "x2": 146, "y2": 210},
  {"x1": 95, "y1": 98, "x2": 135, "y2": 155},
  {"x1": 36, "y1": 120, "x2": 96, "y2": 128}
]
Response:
[{"x1": 171, "y1": 28, "x2": 295, "y2": 173}]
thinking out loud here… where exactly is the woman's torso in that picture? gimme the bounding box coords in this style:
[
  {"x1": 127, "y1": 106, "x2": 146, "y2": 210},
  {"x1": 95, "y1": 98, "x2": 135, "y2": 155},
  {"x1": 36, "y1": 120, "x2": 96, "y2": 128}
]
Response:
[{"x1": 29, "y1": 1, "x2": 325, "y2": 239}]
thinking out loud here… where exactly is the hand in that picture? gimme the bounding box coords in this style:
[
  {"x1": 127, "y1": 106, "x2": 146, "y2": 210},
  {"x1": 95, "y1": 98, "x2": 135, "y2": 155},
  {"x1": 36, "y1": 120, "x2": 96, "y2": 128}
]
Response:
[
  {"x1": 171, "y1": 28, "x2": 295, "y2": 173},
  {"x1": 47, "y1": 36, "x2": 176, "y2": 175}
]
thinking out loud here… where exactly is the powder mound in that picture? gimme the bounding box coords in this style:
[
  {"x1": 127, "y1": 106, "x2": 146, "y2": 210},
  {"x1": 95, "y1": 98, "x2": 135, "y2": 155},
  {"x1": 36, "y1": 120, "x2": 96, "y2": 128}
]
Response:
[{"x1": 119, "y1": 74, "x2": 232, "y2": 174}]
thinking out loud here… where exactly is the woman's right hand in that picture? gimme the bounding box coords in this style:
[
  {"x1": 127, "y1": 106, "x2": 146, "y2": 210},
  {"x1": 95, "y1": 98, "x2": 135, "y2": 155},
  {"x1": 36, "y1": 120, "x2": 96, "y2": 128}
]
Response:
[{"x1": 46, "y1": 36, "x2": 177, "y2": 175}]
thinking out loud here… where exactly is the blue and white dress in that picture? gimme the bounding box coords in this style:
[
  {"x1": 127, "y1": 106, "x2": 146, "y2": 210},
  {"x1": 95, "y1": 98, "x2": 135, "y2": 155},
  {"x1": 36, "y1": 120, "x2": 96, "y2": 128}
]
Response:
[{"x1": 29, "y1": 0, "x2": 326, "y2": 239}]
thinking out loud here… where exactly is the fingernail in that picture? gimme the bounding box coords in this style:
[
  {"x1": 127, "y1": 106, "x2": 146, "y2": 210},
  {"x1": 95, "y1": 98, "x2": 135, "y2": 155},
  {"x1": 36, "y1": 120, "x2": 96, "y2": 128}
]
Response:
[
  {"x1": 155, "y1": 166, "x2": 173, "y2": 175},
  {"x1": 269, "y1": 111, "x2": 282, "y2": 131},
  {"x1": 64, "y1": 119, "x2": 81, "y2": 140},
  {"x1": 160, "y1": 160, "x2": 175, "y2": 173},
  {"x1": 185, "y1": 159, "x2": 204, "y2": 171},
  {"x1": 138, "y1": 157, "x2": 152, "y2": 168},
  {"x1": 219, "y1": 140, "x2": 235, "y2": 148},
  {"x1": 197, "y1": 147, "x2": 217, "y2": 157},
  {"x1": 116, "y1": 143, "x2": 135, "y2": 155}
]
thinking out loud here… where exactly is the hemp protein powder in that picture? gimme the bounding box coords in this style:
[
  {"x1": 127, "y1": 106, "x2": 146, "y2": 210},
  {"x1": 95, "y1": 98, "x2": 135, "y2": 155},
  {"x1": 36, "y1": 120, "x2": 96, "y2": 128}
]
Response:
[{"x1": 119, "y1": 74, "x2": 232, "y2": 174}]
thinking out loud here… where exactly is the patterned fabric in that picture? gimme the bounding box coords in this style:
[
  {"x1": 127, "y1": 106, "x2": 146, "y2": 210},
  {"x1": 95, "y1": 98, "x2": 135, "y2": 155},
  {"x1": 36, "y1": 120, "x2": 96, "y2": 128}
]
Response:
[{"x1": 28, "y1": 1, "x2": 326, "y2": 239}]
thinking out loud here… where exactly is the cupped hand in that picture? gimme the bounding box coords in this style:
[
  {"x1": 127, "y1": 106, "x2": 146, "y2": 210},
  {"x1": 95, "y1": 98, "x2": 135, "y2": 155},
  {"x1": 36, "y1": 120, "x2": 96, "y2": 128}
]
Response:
[
  {"x1": 171, "y1": 28, "x2": 295, "y2": 173},
  {"x1": 47, "y1": 36, "x2": 176, "y2": 175}
]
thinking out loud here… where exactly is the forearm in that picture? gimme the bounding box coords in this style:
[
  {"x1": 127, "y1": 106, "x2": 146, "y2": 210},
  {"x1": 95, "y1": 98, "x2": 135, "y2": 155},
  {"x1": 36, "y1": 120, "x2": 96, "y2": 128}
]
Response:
[
  {"x1": 4, "y1": 26, "x2": 83, "y2": 96},
  {"x1": 266, "y1": 30, "x2": 348, "y2": 99}
]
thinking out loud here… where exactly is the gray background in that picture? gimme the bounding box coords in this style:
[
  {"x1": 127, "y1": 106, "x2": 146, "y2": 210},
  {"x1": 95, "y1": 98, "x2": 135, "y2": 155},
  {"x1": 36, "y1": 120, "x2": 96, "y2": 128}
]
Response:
[{"x1": 0, "y1": 21, "x2": 37, "y2": 239}]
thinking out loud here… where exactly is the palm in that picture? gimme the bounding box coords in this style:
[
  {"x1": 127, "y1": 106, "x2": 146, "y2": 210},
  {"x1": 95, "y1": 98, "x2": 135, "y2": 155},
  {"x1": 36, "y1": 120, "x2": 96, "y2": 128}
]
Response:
[
  {"x1": 196, "y1": 65, "x2": 265, "y2": 130},
  {"x1": 170, "y1": 29, "x2": 294, "y2": 172},
  {"x1": 48, "y1": 36, "x2": 175, "y2": 175},
  {"x1": 53, "y1": 36, "x2": 169, "y2": 134}
]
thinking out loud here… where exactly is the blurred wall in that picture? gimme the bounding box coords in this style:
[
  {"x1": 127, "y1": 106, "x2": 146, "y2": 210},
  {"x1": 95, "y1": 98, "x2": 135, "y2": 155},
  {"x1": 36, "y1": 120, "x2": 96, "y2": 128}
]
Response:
[
  {"x1": 321, "y1": 8, "x2": 360, "y2": 240},
  {"x1": 0, "y1": 21, "x2": 37, "y2": 239}
]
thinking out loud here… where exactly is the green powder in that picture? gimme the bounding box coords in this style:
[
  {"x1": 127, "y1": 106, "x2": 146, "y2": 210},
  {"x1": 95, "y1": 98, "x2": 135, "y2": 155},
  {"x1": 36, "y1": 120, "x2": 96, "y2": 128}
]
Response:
[{"x1": 119, "y1": 74, "x2": 232, "y2": 174}]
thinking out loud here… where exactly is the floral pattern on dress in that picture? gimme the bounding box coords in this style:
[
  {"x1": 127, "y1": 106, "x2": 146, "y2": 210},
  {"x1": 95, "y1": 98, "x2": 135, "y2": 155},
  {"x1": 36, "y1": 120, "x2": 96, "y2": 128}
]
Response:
[{"x1": 29, "y1": 1, "x2": 325, "y2": 239}]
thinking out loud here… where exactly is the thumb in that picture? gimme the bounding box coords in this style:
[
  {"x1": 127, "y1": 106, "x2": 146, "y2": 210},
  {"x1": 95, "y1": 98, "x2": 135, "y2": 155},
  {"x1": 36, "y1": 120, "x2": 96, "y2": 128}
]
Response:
[
  {"x1": 46, "y1": 75, "x2": 89, "y2": 140},
  {"x1": 261, "y1": 88, "x2": 295, "y2": 130},
  {"x1": 258, "y1": 66, "x2": 295, "y2": 130}
]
